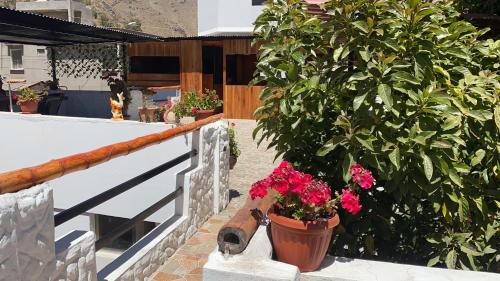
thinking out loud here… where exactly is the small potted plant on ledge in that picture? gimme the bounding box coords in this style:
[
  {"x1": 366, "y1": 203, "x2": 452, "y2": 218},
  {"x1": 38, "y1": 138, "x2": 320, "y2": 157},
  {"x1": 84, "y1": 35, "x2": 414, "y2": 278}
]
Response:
[
  {"x1": 249, "y1": 162, "x2": 375, "y2": 272},
  {"x1": 17, "y1": 88, "x2": 43, "y2": 114},
  {"x1": 228, "y1": 122, "x2": 240, "y2": 169},
  {"x1": 192, "y1": 89, "x2": 223, "y2": 121}
]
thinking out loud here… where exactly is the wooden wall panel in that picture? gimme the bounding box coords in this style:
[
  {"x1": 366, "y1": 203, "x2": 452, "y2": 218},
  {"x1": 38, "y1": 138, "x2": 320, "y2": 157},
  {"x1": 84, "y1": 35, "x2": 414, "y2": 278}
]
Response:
[
  {"x1": 180, "y1": 40, "x2": 203, "y2": 94},
  {"x1": 128, "y1": 42, "x2": 180, "y2": 57},
  {"x1": 128, "y1": 73, "x2": 180, "y2": 88},
  {"x1": 223, "y1": 39, "x2": 258, "y2": 55},
  {"x1": 223, "y1": 85, "x2": 264, "y2": 119}
]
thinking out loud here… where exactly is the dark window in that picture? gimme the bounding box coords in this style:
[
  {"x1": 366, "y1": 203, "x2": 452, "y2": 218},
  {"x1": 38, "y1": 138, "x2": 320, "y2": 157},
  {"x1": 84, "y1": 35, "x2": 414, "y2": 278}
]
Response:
[
  {"x1": 130, "y1": 56, "x2": 180, "y2": 74},
  {"x1": 252, "y1": 0, "x2": 266, "y2": 5},
  {"x1": 203, "y1": 46, "x2": 223, "y2": 84},
  {"x1": 96, "y1": 214, "x2": 157, "y2": 251},
  {"x1": 226, "y1": 54, "x2": 263, "y2": 86}
]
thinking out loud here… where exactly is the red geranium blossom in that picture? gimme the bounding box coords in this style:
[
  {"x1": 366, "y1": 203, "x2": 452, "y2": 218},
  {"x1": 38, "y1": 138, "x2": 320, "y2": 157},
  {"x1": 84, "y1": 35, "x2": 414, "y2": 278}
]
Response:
[
  {"x1": 249, "y1": 178, "x2": 271, "y2": 199},
  {"x1": 301, "y1": 180, "x2": 331, "y2": 206},
  {"x1": 341, "y1": 189, "x2": 362, "y2": 215},
  {"x1": 350, "y1": 164, "x2": 375, "y2": 190},
  {"x1": 191, "y1": 108, "x2": 199, "y2": 113}
]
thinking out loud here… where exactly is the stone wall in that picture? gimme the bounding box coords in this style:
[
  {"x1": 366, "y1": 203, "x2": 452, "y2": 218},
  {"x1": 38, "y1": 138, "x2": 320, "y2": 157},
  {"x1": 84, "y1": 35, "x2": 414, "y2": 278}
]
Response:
[
  {"x1": 52, "y1": 231, "x2": 97, "y2": 281},
  {"x1": 0, "y1": 184, "x2": 55, "y2": 281},
  {"x1": 99, "y1": 120, "x2": 230, "y2": 281}
]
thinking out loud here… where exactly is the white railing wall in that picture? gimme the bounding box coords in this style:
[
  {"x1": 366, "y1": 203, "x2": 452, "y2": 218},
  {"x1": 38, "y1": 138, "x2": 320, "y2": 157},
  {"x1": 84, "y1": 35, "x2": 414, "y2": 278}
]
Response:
[{"x1": 0, "y1": 113, "x2": 229, "y2": 281}]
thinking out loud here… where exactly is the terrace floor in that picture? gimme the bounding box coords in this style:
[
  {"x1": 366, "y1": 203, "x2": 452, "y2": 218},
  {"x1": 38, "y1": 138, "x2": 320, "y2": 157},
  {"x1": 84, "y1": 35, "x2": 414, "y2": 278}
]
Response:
[{"x1": 151, "y1": 119, "x2": 279, "y2": 281}]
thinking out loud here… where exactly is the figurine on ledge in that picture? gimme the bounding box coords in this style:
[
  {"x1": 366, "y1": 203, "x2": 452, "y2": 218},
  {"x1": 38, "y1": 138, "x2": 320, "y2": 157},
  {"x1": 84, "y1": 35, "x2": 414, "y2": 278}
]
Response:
[{"x1": 110, "y1": 93, "x2": 125, "y2": 120}]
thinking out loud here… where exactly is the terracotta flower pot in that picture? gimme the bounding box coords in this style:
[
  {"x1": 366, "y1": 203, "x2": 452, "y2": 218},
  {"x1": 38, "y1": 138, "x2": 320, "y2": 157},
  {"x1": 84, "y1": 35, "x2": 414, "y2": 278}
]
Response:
[
  {"x1": 195, "y1": 109, "x2": 215, "y2": 121},
  {"x1": 18, "y1": 100, "x2": 39, "y2": 114},
  {"x1": 268, "y1": 206, "x2": 340, "y2": 272},
  {"x1": 229, "y1": 155, "x2": 237, "y2": 169}
]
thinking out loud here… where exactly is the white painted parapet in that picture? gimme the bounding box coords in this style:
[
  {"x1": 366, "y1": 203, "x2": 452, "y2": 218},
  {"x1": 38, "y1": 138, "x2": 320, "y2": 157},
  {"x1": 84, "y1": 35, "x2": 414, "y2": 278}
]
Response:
[{"x1": 203, "y1": 226, "x2": 500, "y2": 281}]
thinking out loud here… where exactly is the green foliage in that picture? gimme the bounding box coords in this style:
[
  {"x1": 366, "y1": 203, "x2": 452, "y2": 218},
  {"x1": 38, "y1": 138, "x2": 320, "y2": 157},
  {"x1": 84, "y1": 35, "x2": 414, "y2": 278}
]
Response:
[
  {"x1": 17, "y1": 88, "x2": 43, "y2": 103},
  {"x1": 228, "y1": 124, "x2": 241, "y2": 158},
  {"x1": 253, "y1": 0, "x2": 499, "y2": 272},
  {"x1": 171, "y1": 89, "x2": 223, "y2": 119}
]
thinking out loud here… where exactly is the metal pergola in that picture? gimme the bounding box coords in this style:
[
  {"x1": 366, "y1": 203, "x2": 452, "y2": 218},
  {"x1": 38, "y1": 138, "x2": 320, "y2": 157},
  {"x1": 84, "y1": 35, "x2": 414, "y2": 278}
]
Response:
[{"x1": 0, "y1": 7, "x2": 163, "y2": 112}]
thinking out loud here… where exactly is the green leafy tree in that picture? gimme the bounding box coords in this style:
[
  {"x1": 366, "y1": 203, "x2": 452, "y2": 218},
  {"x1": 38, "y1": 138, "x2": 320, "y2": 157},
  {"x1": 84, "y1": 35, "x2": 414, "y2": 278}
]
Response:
[{"x1": 253, "y1": 0, "x2": 499, "y2": 271}]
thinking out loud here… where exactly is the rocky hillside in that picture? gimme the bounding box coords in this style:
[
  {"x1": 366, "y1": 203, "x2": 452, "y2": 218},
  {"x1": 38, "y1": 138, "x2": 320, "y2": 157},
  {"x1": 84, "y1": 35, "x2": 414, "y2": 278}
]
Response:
[{"x1": 0, "y1": 0, "x2": 197, "y2": 37}]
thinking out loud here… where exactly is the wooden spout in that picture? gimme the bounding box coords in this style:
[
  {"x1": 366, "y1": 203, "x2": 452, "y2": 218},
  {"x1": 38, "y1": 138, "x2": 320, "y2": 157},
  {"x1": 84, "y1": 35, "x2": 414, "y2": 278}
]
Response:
[{"x1": 217, "y1": 191, "x2": 276, "y2": 255}]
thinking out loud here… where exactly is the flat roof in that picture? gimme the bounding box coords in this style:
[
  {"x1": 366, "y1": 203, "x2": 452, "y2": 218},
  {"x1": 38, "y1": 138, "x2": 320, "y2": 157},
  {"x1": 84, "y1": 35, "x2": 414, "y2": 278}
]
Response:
[{"x1": 0, "y1": 7, "x2": 162, "y2": 46}]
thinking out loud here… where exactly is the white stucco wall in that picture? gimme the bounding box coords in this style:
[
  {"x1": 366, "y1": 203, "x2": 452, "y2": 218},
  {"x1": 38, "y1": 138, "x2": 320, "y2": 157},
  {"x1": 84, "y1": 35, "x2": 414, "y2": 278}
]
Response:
[
  {"x1": 197, "y1": 0, "x2": 265, "y2": 36},
  {"x1": 0, "y1": 113, "x2": 189, "y2": 238}
]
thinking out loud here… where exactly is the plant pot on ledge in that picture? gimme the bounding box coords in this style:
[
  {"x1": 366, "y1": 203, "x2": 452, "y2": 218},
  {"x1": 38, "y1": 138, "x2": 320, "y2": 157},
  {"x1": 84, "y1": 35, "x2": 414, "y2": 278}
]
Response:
[
  {"x1": 18, "y1": 100, "x2": 39, "y2": 114},
  {"x1": 268, "y1": 206, "x2": 340, "y2": 272},
  {"x1": 229, "y1": 155, "x2": 237, "y2": 169},
  {"x1": 195, "y1": 109, "x2": 215, "y2": 121}
]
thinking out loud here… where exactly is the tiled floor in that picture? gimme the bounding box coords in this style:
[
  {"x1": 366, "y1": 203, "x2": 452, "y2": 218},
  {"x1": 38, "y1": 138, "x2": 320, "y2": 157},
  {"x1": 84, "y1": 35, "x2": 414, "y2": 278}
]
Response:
[{"x1": 151, "y1": 119, "x2": 279, "y2": 281}]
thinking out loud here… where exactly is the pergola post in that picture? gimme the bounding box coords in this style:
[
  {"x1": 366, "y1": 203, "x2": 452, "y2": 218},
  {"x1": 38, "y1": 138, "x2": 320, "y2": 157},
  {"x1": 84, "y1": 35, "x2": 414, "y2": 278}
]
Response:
[{"x1": 49, "y1": 47, "x2": 57, "y2": 84}]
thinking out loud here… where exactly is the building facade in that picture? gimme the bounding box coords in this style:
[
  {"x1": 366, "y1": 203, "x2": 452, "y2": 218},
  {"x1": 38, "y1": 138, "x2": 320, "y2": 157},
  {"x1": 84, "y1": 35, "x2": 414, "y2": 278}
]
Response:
[
  {"x1": 197, "y1": 0, "x2": 265, "y2": 36},
  {"x1": 0, "y1": 0, "x2": 109, "y2": 91}
]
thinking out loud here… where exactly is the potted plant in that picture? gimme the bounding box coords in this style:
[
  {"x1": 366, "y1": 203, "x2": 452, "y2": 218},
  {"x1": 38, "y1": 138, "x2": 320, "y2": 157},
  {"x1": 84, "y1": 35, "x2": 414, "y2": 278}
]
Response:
[
  {"x1": 228, "y1": 122, "x2": 240, "y2": 169},
  {"x1": 249, "y1": 162, "x2": 375, "y2": 272},
  {"x1": 193, "y1": 89, "x2": 223, "y2": 120},
  {"x1": 17, "y1": 88, "x2": 43, "y2": 114}
]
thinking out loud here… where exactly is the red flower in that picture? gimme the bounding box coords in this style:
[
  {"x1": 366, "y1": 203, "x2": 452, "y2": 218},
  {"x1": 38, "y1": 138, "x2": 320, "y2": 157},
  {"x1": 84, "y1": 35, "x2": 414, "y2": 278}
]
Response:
[
  {"x1": 288, "y1": 171, "x2": 313, "y2": 194},
  {"x1": 191, "y1": 108, "x2": 199, "y2": 113},
  {"x1": 273, "y1": 161, "x2": 292, "y2": 177},
  {"x1": 12, "y1": 94, "x2": 17, "y2": 101},
  {"x1": 271, "y1": 179, "x2": 289, "y2": 196},
  {"x1": 231, "y1": 122, "x2": 236, "y2": 127},
  {"x1": 341, "y1": 189, "x2": 362, "y2": 215},
  {"x1": 249, "y1": 178, "x2": 271, "y2": 199},
  {"x1": 350, "y1": 164, "x2": 363, "y2": 176},
  {"x1": 350, "y1": 164, "x2": 375, "y2": 190},
  {"x1": 301, "y1": 180, "x2": 331, "y2": 206},
  {"x1": 359, "y1": 171, "x2": 374, "y2": 189}
]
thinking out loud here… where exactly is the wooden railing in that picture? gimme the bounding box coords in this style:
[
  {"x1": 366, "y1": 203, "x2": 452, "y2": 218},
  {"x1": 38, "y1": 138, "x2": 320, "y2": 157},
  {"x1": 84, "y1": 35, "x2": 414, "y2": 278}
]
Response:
[{"x1": 0, "y1": 114, "x2": 224, "y2": 195}]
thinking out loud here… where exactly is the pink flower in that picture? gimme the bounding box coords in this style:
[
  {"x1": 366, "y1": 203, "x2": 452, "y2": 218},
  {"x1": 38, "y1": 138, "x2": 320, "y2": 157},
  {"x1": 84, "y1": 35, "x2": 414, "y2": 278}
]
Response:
[
  {"x1": 359, "y1": 171, "x2": 374, "y2": 189},
  {"x1": 350, "y1": 164, "x2": 363, "y2": 176},
  {"x1": 12, "y1": 94, "x2": 17, "y2": 101},
  {"x1": 273, "y1": 161, "x2": 292, "y2": 177},
  {"x1": 341, "y1": 189, "x2": 362, "y2": 215},
  {"x1": 301, "y1": 180, "x2": 331, "y2": 206},
  {"x1": 191, "y1": 108, "x2": 199, "y2": 113},
  {"x1": 288, "y1": 171, "x2": 313, "y2": 194},
  {"x1": 249, "y1": 178, "x2": 271, "y2": 199},
  {"x1": 272, "y1": 179, "x2": 290, "y2": 196}
]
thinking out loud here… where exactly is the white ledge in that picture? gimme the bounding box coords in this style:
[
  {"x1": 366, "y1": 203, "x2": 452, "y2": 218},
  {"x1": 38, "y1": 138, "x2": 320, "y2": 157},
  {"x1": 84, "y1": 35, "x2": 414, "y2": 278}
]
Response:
[{"x1": 203, "y1": 227, "x2": 500, "y2": 281}]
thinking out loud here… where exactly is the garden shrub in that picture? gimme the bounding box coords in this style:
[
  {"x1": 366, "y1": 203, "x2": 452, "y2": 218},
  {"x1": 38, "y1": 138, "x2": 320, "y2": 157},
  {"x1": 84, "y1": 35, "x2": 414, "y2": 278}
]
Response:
[{"x1": 253, "y1": 0, "x2": 499, "y2": 272}]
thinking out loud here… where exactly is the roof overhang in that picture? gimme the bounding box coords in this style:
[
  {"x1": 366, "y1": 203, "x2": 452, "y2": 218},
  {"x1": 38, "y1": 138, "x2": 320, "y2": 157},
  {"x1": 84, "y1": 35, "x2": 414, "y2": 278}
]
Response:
[{"x1": 0, "y1": 7, "x2": 162, "y2": 46}]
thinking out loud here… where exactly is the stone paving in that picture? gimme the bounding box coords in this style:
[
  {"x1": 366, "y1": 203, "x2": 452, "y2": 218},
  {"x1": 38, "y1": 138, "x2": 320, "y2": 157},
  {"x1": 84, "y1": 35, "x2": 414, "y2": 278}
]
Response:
[{"x1": 151, "y1": 119, "x2": 279, "y2": 281}]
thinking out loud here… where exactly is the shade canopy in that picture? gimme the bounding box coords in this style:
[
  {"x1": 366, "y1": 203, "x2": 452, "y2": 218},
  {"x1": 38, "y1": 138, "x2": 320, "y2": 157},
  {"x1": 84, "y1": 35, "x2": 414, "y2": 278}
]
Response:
[{"x1": 0, "y1": 7, "x2": 162, "y2": 46}]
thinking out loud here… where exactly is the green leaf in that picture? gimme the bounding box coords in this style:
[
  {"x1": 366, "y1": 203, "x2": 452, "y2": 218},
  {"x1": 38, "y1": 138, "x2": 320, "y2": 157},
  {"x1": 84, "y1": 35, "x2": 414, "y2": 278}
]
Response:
[
  {"x1": 333, "y1": 47, "x2": 343, "y2": 62},
  {"x1": 309, "y1": 76, "x2": 320, "y2": 88},
  {"x1": 427, "y1": 255, "x2": 441, "y2": 267},
  {"x1": 449, "y1": 168, "x2": 463, "y2": 187},
  {"x1": 431, "y1": 140, "x2": 453, "y2": 149},
  {"x1": 392, "y1": 71, "x2": 420, "y2": 85},
  {"x1": 355, "y1": 136, "x2": 374, "y2": 151},
  {"x1": 389, "y1": 147, "x2": 401, "y2": 170},
  {"x1": 445, "y1": 250, "x2": 457, "y2": 269},
  {"x1": 409, "y1": 0, "x2": 420, "y2": 9},
  {"x1": 317, "y1": 136, "x2": 345, "y2": 156},
  {"x1": 470, "y1": 149, "x2": 486, "y2": 167},
  {"x1": 460, "y1": 245, "x2": 483, "y2": 257},
  {"x1": 352, "y1": 20, "x2": 369, "y2": 33},
  {"x1": 353, "y1": 92, "x2": 368, "y2": 111},
  {"x1": 291, "y1": 51, "x2": 306, "y2": 64},
  {"x1": 378, "y1": 84, "x2": 393, "y2": 109},
  {"x1": 494, "y1": 106, "x2": 500, "y2": 130},
  {"x1": 348, "y1": 72, "x2": 370, "y2": 82},
  {"x1": 342, "y1": 153, "x2": 354, "y2": 183},
  {"x1": 422, "y1": 153, "x2": 433, "y2": 182}
]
